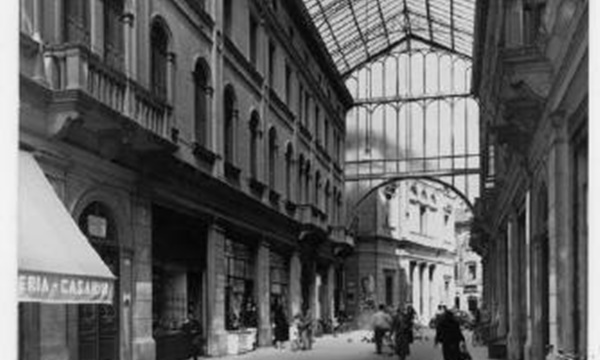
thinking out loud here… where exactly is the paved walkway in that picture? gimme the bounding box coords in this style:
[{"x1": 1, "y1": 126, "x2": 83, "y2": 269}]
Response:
[{"x1": 213, "y1": 329, "x2": 490, "y2": 360}]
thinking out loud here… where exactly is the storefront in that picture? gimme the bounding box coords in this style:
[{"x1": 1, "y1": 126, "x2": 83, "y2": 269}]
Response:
[{"x1": 17, "y1": 151, "x2": 117, "y2": 360}]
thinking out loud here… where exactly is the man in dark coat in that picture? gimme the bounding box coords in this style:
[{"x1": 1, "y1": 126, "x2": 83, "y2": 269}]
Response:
[{"x1": 435, "y1": 310, "x2": 465, "y2": 360}]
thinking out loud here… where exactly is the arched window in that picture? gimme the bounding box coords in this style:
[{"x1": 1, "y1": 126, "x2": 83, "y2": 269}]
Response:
[
  {"x1": 297, "y1": 155, "x2": 304, "y2": 203},
  {"x1": 223, "y1": 85, "x2": 237, "y2": 163},
  {"x1": 103, "y1": 0, "x2": 124, "y2": 68},
  {"x1": 268, "y1": 127, "x2": 278, "y2": 188},
  {"x1": 285, "y1": 143, "x2": 293, "y2": 200},
  {"x1": 150, "y1": 20, "x2": 169, "y2": 98},
  {"x1": 194, "y1": 60, "x2": 210, "y2": 146},
  {"x1": 304, "y1": 161, "x2": 311, "y2": 204},
  {"x1": 315, "y1": 171, "x2": 321, "y2": 207},
  {"x1": 249, "y1": 112, "x2": 260, "y2": 178},
  {"x1": 64, "y1": 0, "x2": 89, "y2": 44},
  {"x1": 325, "y1": 180, "x2": 330, "y2": 216}
]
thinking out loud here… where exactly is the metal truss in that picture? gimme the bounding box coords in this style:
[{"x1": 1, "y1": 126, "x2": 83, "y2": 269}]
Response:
[
  {"x1": 302, "y1": 0, "x2": 475, "y2": 76},
  {"x1": 344, "y1": 45, "x2": 480, "y2": 206}
]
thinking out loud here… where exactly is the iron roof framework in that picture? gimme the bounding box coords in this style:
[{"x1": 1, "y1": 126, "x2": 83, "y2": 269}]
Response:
[{"x1": 303, "y1": 0, "x2": 476, "y2": 77}]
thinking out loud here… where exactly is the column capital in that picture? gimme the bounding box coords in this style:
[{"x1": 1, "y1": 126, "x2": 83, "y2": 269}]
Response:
[
  {"x1": 121, "y1": 12, "x2": 135, "y2": 26},
  {"x1": 167, "y1": 51, "x2": 177, "y2": 63}
]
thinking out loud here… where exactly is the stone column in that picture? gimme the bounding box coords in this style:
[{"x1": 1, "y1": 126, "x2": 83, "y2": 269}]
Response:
[
  {"x1": 398, "y1": 259, "x2": 410, "y2": 307},
  {"x1": 421, "y1": 263, "x2": 430, "y2": 322},
  {"x1": 206, "y1": 222, "x2": 227, "y2": 356},
  {"x1": 411, "y1": 262, "x2": 419, "y2": 312},
  {"x1": 326, "y1": 265, "x2": 335, "y2": 322},
  {"x1": 131, "y1": 197, "x2": 155, "y2": 360},
  {"x1": 90, "y1": 0, "x2": 104, "y2": 56},
  {"x1": 256, "y1": 241, "x2": 271, "y2": 347},
  {"x1": 429, "y1": 265, "x2": 437, "y2": 318},
  {"x1": 507, "y1": 217, "x2": 520, "y2": 360},
  {"x1": 548, "y1": 114, "x2": 574, "y2": 357},
  {"x1": 289, "y1": 253, "x2": 302, "y2": 317}
]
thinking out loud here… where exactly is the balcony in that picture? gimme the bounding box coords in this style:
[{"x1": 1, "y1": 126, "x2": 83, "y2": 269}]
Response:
[
  {"x1": 42, "y1": 44, "x2": 176, "y2": 155},
  {"x1": 329, "y1": 225, "x2": 354, "y2": 255}
]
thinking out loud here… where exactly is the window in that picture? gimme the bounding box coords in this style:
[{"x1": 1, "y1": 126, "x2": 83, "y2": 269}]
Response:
[
  {"x1": 297, "y1": 85, "x2": 304, "y2": 120},
  {"x1": 249, "y1": 112, "x2": 260, "y2": 178},
  {"x1": 268, "y1": 42, "x2": 276, "y2": 88},
  {"x1": 325, "y1": 181, "x2": 330, "y2": 216},
  {"x1": 64, "y1": 0, "x2": 89, "y2": 44},
  {"x1": 304, "y1": 163, "x2": 311, "y2": 204},
  {"x1": 523, "y1": 1, "x2": 546, "y2": 45},
  {"x1": 304, "y1": 94, "x2": 310, "y2": 128},
  {"x1": 297, "y1": 155, "x2": 304, "y2": 203},
  {"x1": 223, "y1": 0, "x2": 233, "y2": 37},
  {"x1": 249, "y1": 16, "x2": 258, "y2": 67},
  {"x1": 270, "y1": 252, "x2": 289, "y2": 309},
  {"x1": 315, "y1": 106, "x2": 320, "y2": 142},
  {"x1": 224, "y1": 85, "x2": 237, "y2": 163},
  {"x1": 150, "y1": 20, "x2": 169, "y2": 99},
  {"x1": 268, "y1": 127, "x2": 278, "y2": 188},
  {"x1": 225, "y1": 239, "x2": 256, "y2": 330},
  {"x1": 103, "y1": 0, "x2": 124, "y2": 69},
  {"x1": 285, "y1": 144, "x2": 293, "y2": 200},
  {"x1": 194, "y1": 60, "x2": 210, "y2": 146},
  {"x1": 285, "y1": 64, "x2": 292, "y2": 105},
  {"x1": 467, "y1": 263, "x2": 477, "y2": 281},
  {"x1": 419, "y1": 205, "x2": 427, "y2": 234},
  {"x1": 314, "y1": 171, "x2": 321, "y2": 207},
  {"x1": 384, "y1": 270, "x2": 394, "y2": 306}
]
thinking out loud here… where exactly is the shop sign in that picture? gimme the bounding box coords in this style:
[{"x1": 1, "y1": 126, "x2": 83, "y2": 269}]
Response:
[{"x1": 18, "y1": 271, "x2": 114, "y2": 304}]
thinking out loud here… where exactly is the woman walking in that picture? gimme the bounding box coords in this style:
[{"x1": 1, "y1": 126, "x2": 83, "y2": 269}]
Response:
[
  {"x1": 435, "y1": 309, "x2": 466, "y2": 360},
  {"x1": 273, "y1": 301, "x2": 289, "y2": 350},
  {"x1": 392, "y1": 307, "x2": 410, "y2": 360}
]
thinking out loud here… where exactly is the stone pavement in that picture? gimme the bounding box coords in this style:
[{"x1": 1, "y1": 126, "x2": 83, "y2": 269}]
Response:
[{"x1": 212, "y1": 328, "x2": 491, "y2": 360}]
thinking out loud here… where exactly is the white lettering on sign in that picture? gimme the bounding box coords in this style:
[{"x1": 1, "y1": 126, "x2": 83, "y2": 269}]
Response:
[{"x1": 18, "y1": 272, "x2": 113, "y2": 303}]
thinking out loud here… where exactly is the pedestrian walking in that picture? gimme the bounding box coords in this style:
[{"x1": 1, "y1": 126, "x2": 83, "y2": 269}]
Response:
[
  {"x1": 371, "y1": 304, "x2": 393, "y2": 354},
  {"x1": 435, "y1": 309, "x2": 467, "y2": 360},
  {"x1": 392, "y1": 307, "x2": 410, "y2": 360},
  {"x1": 272, "y1": 301, "x2": 289, "y2": 350},
  {"x1": 298, "y1": 309, "x2": 313, "y2": 350}
]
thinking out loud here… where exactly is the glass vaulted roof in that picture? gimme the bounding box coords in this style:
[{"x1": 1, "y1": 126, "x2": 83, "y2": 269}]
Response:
[{"x1": 303, "y1": 0, "x2": 476, "y2": 77}]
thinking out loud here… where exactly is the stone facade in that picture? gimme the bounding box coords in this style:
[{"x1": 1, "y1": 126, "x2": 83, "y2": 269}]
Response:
[
  {"x1": 18, "y1": 0, "x2": 353, "y2": 359},
  {"x1": 471, "y1": 1, "x2": 588, "y2": 360},
  {"x1": 345, "y1": 180, "x2": 460, "y2": 326}
]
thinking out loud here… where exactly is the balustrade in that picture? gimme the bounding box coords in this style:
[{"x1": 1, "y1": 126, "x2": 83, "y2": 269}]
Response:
[{"x1": 45, "y1": 44, "x2": 172, "y2": 139}]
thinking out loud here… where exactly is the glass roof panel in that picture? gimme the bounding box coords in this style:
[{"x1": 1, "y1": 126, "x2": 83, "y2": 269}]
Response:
[{"x1": 303, "y1": 0, "x2": 475, "y2": 76}]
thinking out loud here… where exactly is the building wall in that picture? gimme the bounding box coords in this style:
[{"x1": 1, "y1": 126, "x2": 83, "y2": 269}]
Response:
[
  {"x1": 19, "y1": 0, "x2": 354, "y2": 359},
  {"x1": 472, "y1": 1, "x2": 588, "y2": 359},
  {"x1": 347, "y1": 180, "x2": 460, "y2": 325}
]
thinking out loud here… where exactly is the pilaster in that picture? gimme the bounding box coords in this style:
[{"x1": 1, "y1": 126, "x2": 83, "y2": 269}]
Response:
[
  {"x1": 547, "y1": 114, "x2": 574, "y2": 358},
  {"x1": 289, "y1": 252, "x2": 302, "y2": 317},
  {"x1": 131, "y1": 196, "x2": 155, "y2": 360},
  {"x1": 206, "y1": 222, "x2": 227, "y2": 356},
  {"x1": 256, "y1": 241, "x2": 271, "y2": 347}
]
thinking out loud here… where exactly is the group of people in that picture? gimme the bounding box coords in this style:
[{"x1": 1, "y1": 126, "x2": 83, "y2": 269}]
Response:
[
  {"x1": 371, "y1": 303, "x2": 470, "y2": 360},
  {"x1": 371, "y1": 304, "x2": 417, "y2": 360},
  {"x1": 271, "y1": 300, "x2": 315, "y2": 352}
]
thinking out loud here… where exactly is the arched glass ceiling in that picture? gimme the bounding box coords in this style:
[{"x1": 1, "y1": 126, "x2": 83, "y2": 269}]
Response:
[{"x1": 303, "y1": 0, "x2": 476, "y2": 77}]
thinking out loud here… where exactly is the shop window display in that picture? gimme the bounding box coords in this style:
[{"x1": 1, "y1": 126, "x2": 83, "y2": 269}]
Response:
[{"x1": 225, "y1": 239, "x2": 257, "y2": 330}]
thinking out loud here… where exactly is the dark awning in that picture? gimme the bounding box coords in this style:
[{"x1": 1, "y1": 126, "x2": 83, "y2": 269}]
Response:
[{"x1": 18, "y1": 151, "x2": 115, "y2": 304}]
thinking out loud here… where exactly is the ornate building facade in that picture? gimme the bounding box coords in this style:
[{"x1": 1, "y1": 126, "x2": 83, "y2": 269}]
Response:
[
  {"x1": 471, "y1": 0, "x2": 588, "y2": 359},
  {"x1": 345, "y1": 180, "x2": 460, "y2": 325},
  {"x1": 18, "y1": 0, "x2": 353, "y2": 359}
]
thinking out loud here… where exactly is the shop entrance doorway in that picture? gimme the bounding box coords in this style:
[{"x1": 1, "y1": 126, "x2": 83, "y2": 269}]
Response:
[
  {"x1": 77, "y1": 202, "x2": 120, "y2": 360},
  {"x1": 152, "y1": 205, "x2": 208, "y2": 360}
]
